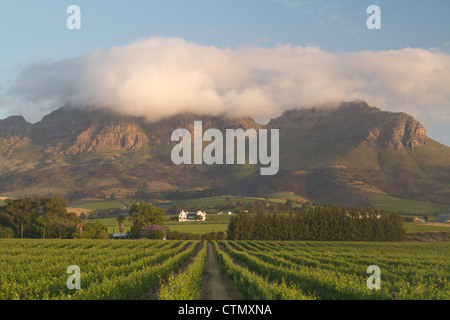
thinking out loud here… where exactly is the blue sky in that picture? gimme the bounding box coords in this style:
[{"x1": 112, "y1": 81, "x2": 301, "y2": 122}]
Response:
[
  {"x1": 1, "y1": 1, "x2": 449, "y2": 62},
  {"x1": 0, "y1": 0, "x2": 449, "y2": 143}
]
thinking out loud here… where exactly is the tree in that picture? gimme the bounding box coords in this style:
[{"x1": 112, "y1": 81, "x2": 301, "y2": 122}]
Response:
[
  {"x1": 140, "y1": 224, "x2": 166, "y2": 239},
  {"x1": 117, "y1": 215, "x2": 126, "y2": 234},
  {"x1": 35, "y1": 217, "x2": 49, "y2": 239},
  {"x1": 79, "y1": 212, "x2": 88, "y2": 220},
  {"x1": 226, "y1": 215, "x2": 236, "y2": 240},
  {"x1": 86, "y1": 221, "x2": 109, "y2": 239},
  {"x1": 226, "y1": 204, "x2": 406, "y2": 241},
  {"x1": 73, "y1": 221, "x2": 109, "y2": 239},
  {"x1": 0, "y1": 213, "x2": 16, "y2": 235},
  {"x1": 4, "y1": 198, "x2": 35, "y2": 238},
  {"x1": 0, "y1": 196, "x2": 78, "y2": 239},
  {"x1": 129, "y1": 202, "x2": 165, "y2": 238},
  {"x1": 76, "y1": 221, "x2": 84, "y2": 236},
  {"x1": 283, "y1": 199, "x2": 293, "y2": 212},
  {"x1": 226, "y1": 196, "x2": 232, "y2": 207},
  {"x1": 34, "y1": 196, "x2": 75, "y2": 239},
  {"x1": 0, "y1": 226, "x2": 14, "y2": 238}
]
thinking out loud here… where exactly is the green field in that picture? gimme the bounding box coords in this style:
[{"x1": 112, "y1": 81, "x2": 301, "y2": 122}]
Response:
[
  {"x1": 244, "y1": 196, "x2": 303, "y2": 207},
  {"x1": 97, "y1": 220, "x2": 228, "y2": 234},
  {"x1": 0, "y1": 239, "x2": 448, "y2": 300},
  {"x1": 369, "y1": 194, "x2": 450, "y2": 215},
  {"x1": 63, "y1": 194, "x2": 450, "y2": 218},
  {"x1": 68, "y1": 195, "x2": 287, "y2": 213},
  {"x1": 403, "y1": 222, "x2": 450, "y2": 232},
  {"x1": 1, "y1": 187, "x2": 71, "y2": 198},
  {"x1": 270, "y1": 191, "x2": 309, "y2": 203},
  {"x1": 92, "y1": 214, "x2": 232, "y2": 234},
  {"x1": 166, "y1": 223, "x2": 228, "y2": 234},
  {"x1": 75, "y1": 200, "x2": 126, "y2": 210},
  {"x1": 156, "y1": 195, "x2": 271, "y2": 210},
  {"x1": 6, "y1": 192, "x2": 449, "y2": 216}
]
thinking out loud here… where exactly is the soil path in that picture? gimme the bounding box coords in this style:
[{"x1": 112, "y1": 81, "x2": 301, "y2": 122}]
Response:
[{"x1": 199, "y1": 242, "x2": 242, "y2": 300}]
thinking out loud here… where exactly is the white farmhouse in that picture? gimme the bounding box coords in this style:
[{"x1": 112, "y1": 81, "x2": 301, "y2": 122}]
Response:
[{"x1": 178, "y1": 210, "x2": 206, "y2": 222}]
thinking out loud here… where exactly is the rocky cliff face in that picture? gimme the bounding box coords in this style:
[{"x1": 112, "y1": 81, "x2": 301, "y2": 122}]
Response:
[
  {"x1": 65, "y1": 123, "x2": 148, "y2": 155},
  {"x1": 403, "y1": 117, "x2": 428, "y2": 148},
  {"x1": 0, "y1": 116, "x2": 32, "y2": 156},
  {"x1": 366, "y1": 113, "x2": 427, "y2": 150},
  {"x1": 0, "y1": 102, "x2": 429, "y2": 158},
  {"x1": 272, "y1": 101, "x2": 428, "y2": 151}
]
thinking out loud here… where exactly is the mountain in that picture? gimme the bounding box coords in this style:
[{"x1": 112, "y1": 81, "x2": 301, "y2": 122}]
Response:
[
  {"x1": 0, "y1": 101, "x2": 449, "y2": 207},
  {"x1": 267, "y1": 102, "x2": 450, "y2": 205}
]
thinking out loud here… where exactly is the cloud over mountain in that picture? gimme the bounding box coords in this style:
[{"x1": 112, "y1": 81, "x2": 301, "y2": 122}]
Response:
[{"x1": 4, "y1": 37, "x2": 450, "y2": 125}]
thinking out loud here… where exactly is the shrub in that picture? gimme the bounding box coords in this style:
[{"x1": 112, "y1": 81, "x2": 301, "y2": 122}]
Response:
[
  {"x1": 140, "y1": 224, "x2": 167, "y2": 239},
  {"x1": 0, "y1": 226, "x2": 14, "y2": 238}
]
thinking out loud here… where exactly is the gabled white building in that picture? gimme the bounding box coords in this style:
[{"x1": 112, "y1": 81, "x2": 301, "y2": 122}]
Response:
[{"x1": 178, "y1": 210, "x2": 206, "y2": 222}]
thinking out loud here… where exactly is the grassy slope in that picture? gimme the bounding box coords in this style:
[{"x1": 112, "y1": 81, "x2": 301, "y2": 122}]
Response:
[
  {"x1": 403, "y1": 222, "x2": 450, "y2": 232},
  {"x1": 75, "y1": 200, "x2": 125, "y2": 210},
  {"x1": 369, "y1": 194, "x2": 450, "y2": 214},
  {"x1": 156, "y1": 196, "x2": 272, "y2": 211}
]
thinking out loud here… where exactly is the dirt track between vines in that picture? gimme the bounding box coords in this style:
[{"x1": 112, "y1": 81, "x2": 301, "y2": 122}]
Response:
[{"x1": 199, "y1": 242, "x2": 242, "y2": 300}]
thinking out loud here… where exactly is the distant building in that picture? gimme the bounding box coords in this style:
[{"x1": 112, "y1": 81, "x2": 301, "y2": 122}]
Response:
[
  {"x1": 217, "y1": 211, "x2": 232, "y2": 215},
  {"x1": 436, "y1": 214, "x2": 449, "y2": 223},
  {"x1": 414, "y1": 217, "x2": 426, "y2": 223},
  {"x1": 112, "y1": 233, "x2": 129, "y2": 239},
  {"x1": 178, "y1": 210, "x2": 206, "y2": 222}
]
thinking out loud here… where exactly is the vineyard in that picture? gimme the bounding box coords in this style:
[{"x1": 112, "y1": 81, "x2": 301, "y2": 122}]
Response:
[
  {"x1": 0, "y1": 239, "x2": 204, "y2": 300},
  {"x1": 0, "y1": 239, "x2": 449, "y2": 300},
  {"x1": 214, "y1": 241, "x2": 450, "y2": 300}
]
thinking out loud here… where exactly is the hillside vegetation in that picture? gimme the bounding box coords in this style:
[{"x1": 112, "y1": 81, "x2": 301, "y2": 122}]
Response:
[{"x1": 0, "y1": 101, "x2": 449, "y2": 208}]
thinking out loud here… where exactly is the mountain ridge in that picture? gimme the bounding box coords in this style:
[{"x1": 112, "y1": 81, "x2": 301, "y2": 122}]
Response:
[{"x1": 0, "y1": 101, "x2": 449, "y2": 207}]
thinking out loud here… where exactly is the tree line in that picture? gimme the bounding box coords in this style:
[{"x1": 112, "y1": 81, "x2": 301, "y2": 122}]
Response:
[
  {"x1": 227, "y1": 204, "x2": 406, "y2": 241},
  {"x1": 0, "y1": 197, "x2": 108, "y2": 239}
]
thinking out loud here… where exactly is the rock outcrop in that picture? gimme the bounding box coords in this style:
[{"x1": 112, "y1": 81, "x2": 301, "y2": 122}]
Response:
[
  {"x1": 368, "y1": 113, "x2": 427, "y2": 150},
  {"x1": 65, "y1": 123, "x2": 148, "y2": 155},
  {"x1": 271, "y1": 101, "x2": 428, "y2": 151}
]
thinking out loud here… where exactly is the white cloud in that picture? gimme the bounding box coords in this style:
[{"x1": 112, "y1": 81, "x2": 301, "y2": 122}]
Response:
[
  {"x1": 3, "y1": 37, "x2": 450, "y2": 128},
  {"x1": 0, "y1": 97, "x2": 11, "y2": 106}
]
